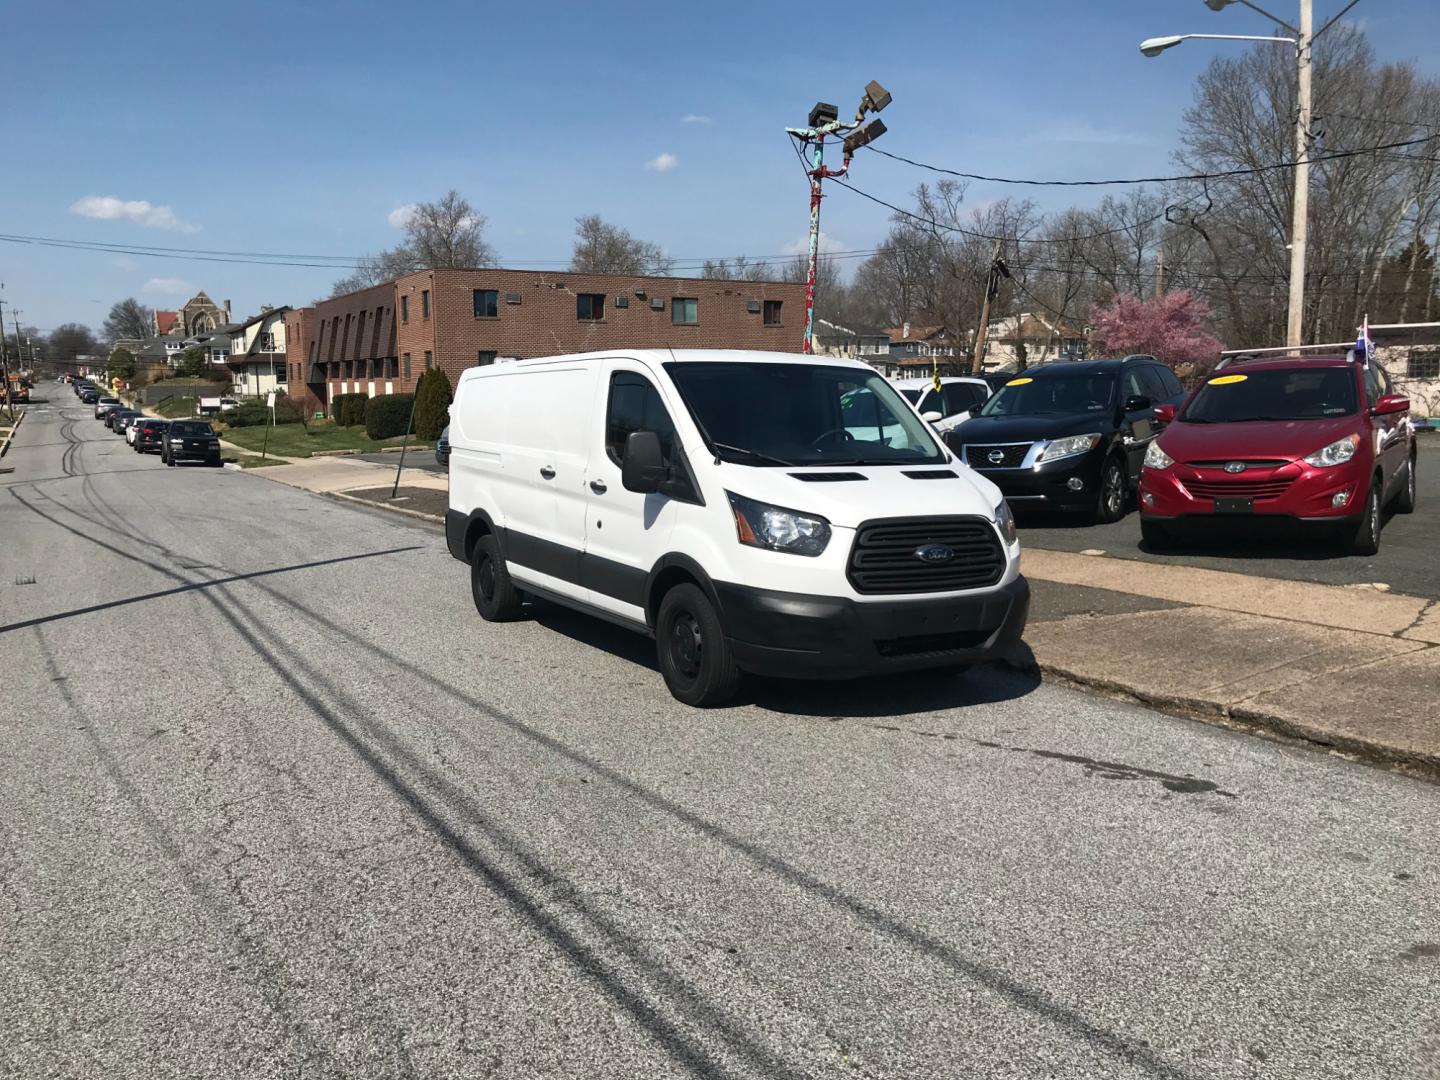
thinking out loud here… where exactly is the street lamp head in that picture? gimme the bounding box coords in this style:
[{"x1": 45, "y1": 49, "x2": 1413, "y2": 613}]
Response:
[
  {"x1": 808, "y1": 101, "x2": 839, "y2": 129},
  {"x1": 1204, "y1": 0, "x2": 1236, "y2": 10},
  {"x1": 1139, "y1": 35, "x2": 1185, "y2": 57},
  {"x1": 843, "y1": 118, "x2": 887, "y2": 154},
  {"x1": 855, "y1": 79, "x2": 892, "y2": 121}
]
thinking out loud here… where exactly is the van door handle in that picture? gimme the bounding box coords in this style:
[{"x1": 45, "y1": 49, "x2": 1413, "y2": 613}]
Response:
[
  {"x1": 539, "y1": 466, "x2": 556, "y2": 480},
  {"x1": 589, "y1": 479, "x2": 607, "y2": 494}
]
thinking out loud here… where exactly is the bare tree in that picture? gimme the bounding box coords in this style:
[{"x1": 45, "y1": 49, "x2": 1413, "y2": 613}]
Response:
[
  {"x1": 47, "y1": 323, "x2": 99, "y2": 362},
  {"x1": 102, "y1": 298, "x2": 154, "y2": 343},
  {"x1": 570, "y1": 215, "x2": 673, "y2": 275},
  {"x1": 331, "y1": 190, "x2": 496, "y2": 296}
]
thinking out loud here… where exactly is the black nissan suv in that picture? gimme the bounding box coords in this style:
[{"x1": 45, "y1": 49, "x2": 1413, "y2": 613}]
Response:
[{"x1": 944, "y1": 356, "x2": 1187, "y2": 522}]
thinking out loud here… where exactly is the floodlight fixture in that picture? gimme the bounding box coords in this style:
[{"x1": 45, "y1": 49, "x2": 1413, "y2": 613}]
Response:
[
  {"x1": 843, "y1": 118, "x2": 888, "y2": 154},
  {"x1": 808, "y1": 101, "x2": 839, "y2": 129}
]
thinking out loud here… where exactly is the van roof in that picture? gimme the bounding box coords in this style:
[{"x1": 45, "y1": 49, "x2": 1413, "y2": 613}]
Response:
[{"x1": 463, "y1": 348, "x2": 878, "y2": 374}]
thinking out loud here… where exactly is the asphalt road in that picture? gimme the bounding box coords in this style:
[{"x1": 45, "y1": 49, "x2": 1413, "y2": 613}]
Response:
[
  {"x1": 3, "y1": 383, "x2": 1438, "y2": 1079},
  {"x1": 1018, "y1": 441, "x2": 1440, "y2": 600}
]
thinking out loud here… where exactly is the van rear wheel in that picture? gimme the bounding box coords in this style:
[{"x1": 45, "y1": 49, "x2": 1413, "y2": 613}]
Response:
[
  {"x1": 471, "y1": 534, "x2": 524, "y2": 621},
  {"x1": 656, "y1": 584, "x2": 739, "y2": 708}
]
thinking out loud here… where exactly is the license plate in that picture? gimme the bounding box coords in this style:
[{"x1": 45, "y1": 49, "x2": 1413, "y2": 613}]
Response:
[{"x1": 1214, "y1": 497, "x2": 1253, "y2": 514}]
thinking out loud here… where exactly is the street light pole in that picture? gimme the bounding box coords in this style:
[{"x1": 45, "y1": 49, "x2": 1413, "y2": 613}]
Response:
[{"x1": 1286, "y1": 0, "x2": 1312, "y2": 348}]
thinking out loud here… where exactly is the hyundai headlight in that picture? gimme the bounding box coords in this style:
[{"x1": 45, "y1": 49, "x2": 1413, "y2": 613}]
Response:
[
  {"x1": 1037, "y1": 433, "x2": 1101, "y2": 463},
  {"x1": 1143, "y1": 441, "x2": 1174, "y2": 470},
  {"x1": 727, "y1": 492, "x2": 831, "y2": 557},
  {"x1": 1302, "y1": 434, "x2": 1359, "y2": 468},
  {"x1": 994, "y1": 499, "x2": 1017, "y2": 545}
]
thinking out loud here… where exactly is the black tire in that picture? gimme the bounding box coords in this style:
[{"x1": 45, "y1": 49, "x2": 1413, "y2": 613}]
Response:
[
  {"x1": 1393, "y1": 453, "x2": 1417, "y2": 514},
  {"x1": 1346, "y1": 479, "x2": 1381, "y2": 556},
  {"x1": 470, "y1": 534, "x2": 523, "y2": 621},
  {"x1": 1093, "y1": 456, "x2": 1127, "y2": 524},
  {"x1": 655, "y1": 583, "x2": 740, "y2": 708},
  {"x1": 165, "y1": 452, "x2": 175, "y2": 468},
  {"x1": 1140, "y1": 517, "x2": 1172, "y2": 549}
]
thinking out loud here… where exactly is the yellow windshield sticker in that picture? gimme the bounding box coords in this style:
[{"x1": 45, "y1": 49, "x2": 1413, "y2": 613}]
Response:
[
  {"x1": 1006, "y1": 377, "x2": 1034, "y2": 386},
  {"x1": 1207, "y1": 374, "x2": 1248, "y2": 385}
]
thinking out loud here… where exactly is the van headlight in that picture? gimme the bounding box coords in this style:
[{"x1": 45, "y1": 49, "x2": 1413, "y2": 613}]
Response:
[
  {"x1": 994, "y1": 499, "x2": 1017, "y2": 545},
  {"x1": 1037, "y1": 433, "x2": 1101, "y2": 462},
  {"x1": 1143, "y1": 441, "x2": 1174, "y2": 470},
  {"x1": 727, "y1": 492, "x2": 830, "y2": 557},
  {"x1": 1302, "y1": 434, "x2": 1359, "y2": 468}
]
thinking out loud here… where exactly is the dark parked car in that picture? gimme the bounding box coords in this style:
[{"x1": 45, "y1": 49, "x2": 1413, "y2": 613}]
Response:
[
  {"x1": 161, "y1": 420, "x2": 222, "y2": 467},
  {"x1": 108, "y1": 408, "x2": 140, "y2": 432},
  {"x1": 436, "y1": 424, "x2": 450, "y2": 468},
  {"x1": 79, "y1": 388, "x2": 100, "y2": 405},
  {"x1": 944, "y1": 356, "x2": 1188, "y2": 522},
  {"x1": 135, "y1": 419, "x2": 170, "y2": 454}
]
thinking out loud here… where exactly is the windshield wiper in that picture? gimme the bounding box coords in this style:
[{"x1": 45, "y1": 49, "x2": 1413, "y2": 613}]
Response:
[{"x1": 710, "y1": 442, "x2": 796, "y2": 467}]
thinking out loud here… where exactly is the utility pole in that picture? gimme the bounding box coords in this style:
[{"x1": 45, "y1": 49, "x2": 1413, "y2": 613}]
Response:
[
  {"x1": 786, "y1": 81, "x2": 892, "y2": 354},
  {"x1": 970, "y1": 241, "x2": 1007, "y2": 375},
  {"x1": 1285, "y1": 0, "x2": 1313, "y2": 348},
  {"x1": 0, "y1": 297, "x2": 13, "y2": 420}
]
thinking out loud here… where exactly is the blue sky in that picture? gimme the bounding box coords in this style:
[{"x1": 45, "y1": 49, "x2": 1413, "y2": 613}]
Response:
[{"x1": 3, "y1": 0, "x2": 1437, "y2": 334}]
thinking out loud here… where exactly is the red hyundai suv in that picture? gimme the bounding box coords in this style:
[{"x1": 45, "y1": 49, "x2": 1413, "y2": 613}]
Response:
[{"x1": 1138, "y1": 355, "x2": 1416, "y2": 554}]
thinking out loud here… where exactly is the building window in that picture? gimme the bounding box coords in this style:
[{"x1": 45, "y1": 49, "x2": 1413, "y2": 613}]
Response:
[
  {"x1": 477, "y1": 350, "x2": 497, "y2": 367},
  {"x1": 387, "y1": 357, "x2": 398, "y2": 378},
  {"x1": 474, "y1": 290, "x2": 499, "y2": 318},
  {"x1": 422, "y1": 289, "x2": 431, "y2": 319},
  {"x1": 577, "y1": 293, "x2": 606, "y2": 321},
  {"x1": 672, "y1": 297, "x2": 698, "y2": 325},
  {"x1": 403, "y1": 353, "x2": 411, "y2": 379},
  {"x1": 763, "y1": 300, "x2": 783, "y2": 326},
  {"x1": 1407, "y1": 349, "x2": 1440, "y2": 380},
  {"x1": 401, "y1": 295, "x2": 409, "y2": 323},
  {"x1": 274, "y1": 361, "x2": 287, "y2": 382},
  {"x1": 424, "y1": 351, "x2": 433, "y2": 371}
]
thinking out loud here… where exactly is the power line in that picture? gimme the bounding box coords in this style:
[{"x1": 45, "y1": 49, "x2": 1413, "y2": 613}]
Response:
[{"x1": 857, "y1": 133, "x2": 1440, "y2": 187}]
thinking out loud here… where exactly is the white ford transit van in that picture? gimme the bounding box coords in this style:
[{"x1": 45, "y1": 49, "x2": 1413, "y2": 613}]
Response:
[{"x1": 445, "y1": 350, "x2": 1029, "y2": 706}]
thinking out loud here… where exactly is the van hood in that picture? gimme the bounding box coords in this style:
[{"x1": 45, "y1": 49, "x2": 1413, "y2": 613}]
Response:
[
  {"x1": 711, "y1": 458, "x2": 1003, "y2": 529},
  {"x1": 947, "y1": 413, "x2": 1113, "y2": 444},
  {"x1": 1158, "y1": 415, "x2": 1358, "y2": 463}
]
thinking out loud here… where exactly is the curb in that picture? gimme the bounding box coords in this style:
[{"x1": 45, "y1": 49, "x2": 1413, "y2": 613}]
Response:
[
  {"x1": 321, "y1": 489, "x2": 445, "y2": 524},
  {"x1": 311, "y1": 449, "x2": 361, "y2": 458},
  {"x1": 1000, "y1": 653, "x2": 1440, "y2": 784},
  {"x1": 0, "y1": 407, "x2": 25, "y2": 459}
]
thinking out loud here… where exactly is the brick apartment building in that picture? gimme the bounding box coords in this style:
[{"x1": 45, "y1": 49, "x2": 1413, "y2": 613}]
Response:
[{"x1": 301, "y1": 268, "x2": 805, "y2": 409}]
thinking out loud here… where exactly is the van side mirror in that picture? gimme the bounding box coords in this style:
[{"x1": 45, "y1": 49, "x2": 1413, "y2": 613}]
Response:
[
  {"x1": 967, "y1": 403, "x2": 982, "y2": 417},
  {"x1": 1153, "y1": 403, "x2": 1177, "y2": 423},
  {"x1": 621, "y1": 430, "x2": 668, "y2": 493},
  {"x1": 1373, "y1": 393, "x2": 1410, "y2": 416},
  {"x1": 1123, "y1": 394, "x2": 1152, "y2": 413}
]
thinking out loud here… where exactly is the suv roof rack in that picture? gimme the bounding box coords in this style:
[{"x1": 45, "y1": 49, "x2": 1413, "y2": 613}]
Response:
[{"x1": 1214, "y1": 341, "x2": 1359, "y2": 371}]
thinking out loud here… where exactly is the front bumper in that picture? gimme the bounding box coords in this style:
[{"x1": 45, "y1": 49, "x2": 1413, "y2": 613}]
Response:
[
  {"x1": 1140, "y1": 459, "x2": 1366, "y2": 522},
  {"x1": 714, "y1": 575, "x2": 1029, "y2": 679},
  {"x1": 167, "y1": 445, "x2": 222, "y2": 462},
  {"x1": 961, "y1": 447, "x2": 1107, "y2": 511}
]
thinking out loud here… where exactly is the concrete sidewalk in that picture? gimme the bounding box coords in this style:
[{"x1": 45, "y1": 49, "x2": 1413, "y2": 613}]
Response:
[{"x1": 1020, "y1": 548, "x2": 1440, "y2": 777}]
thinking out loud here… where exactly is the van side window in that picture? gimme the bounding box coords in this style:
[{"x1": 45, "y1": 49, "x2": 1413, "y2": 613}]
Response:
[
  {"x1": 606, "y1": 372, "x2": 677, "y2": 466},
  {"x1": 1138, "y1": 365, "x2": 1169, "y2": 401}
]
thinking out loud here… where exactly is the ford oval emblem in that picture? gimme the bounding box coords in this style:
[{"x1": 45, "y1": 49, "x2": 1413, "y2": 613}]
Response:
[
  {"x1": 1224, "y1": 461, "x2": 1246, "y2": 474},
  {"x1": 915, "y1": 543, "x2": 955, "y2": 564}
]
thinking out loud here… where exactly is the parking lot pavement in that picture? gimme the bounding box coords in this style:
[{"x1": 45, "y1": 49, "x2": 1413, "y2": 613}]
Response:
[
  {"x1": 1017, "y1": 440, "x2": 1440, "y2": 600},
  {"x1": 4, "y1": 385, "x2": 1440, "y2": 1079}
]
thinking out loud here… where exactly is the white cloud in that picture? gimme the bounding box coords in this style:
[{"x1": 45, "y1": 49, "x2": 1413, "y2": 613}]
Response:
[
  {"x1": 783, "y1": 230, "x2": 843, "y2": 256},
  {"x1": 680, "y1": 113, "x2": 713, "y2": 125},
  {"x1": 142, "y1": 277, "x2": 194, "y2": 296},
  {"x1": 1030, "y1": 123, "x2": 1155, "y2": 147},
  {"x1": 387, "y1": 203, "x2": 418, "y2": 229},
  {"x1": 645, "y1": 152, "x2": 679, "y2": 173},
  {"x1": 70, "y1": 195, "x2": 199, "y2": 233}
]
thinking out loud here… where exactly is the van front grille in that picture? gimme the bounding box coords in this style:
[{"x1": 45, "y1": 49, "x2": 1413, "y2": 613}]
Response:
[{"x1": 847, "y1": 516, "x2": 1005, "y2": 595}]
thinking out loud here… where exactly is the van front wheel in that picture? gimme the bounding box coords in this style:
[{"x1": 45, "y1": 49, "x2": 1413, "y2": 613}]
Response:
[
  {"x1": 471, "y1": 535, "x2": 524, "y2": 621},
  {"x1": 656, "y1": 584, "x2": 739, "y2": 708}
]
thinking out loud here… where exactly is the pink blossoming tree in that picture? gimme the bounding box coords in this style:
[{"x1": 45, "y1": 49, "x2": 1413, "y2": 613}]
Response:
[{"x1": 1088, "y1": 290, "x2": 1224, "y2": 369}]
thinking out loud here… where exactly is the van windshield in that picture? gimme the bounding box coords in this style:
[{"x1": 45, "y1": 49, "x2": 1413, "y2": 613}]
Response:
[{"x1": 664, "y1": 362, "x2": 946, "y2": 467}]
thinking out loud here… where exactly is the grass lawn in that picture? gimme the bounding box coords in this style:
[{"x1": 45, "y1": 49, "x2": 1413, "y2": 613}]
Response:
[
  {"x1": 155, "y1": 396, "x2": 197, "y2": 418},
  {"x1": 220, "y1": 422, "x2": 431, "y2": 459}
]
